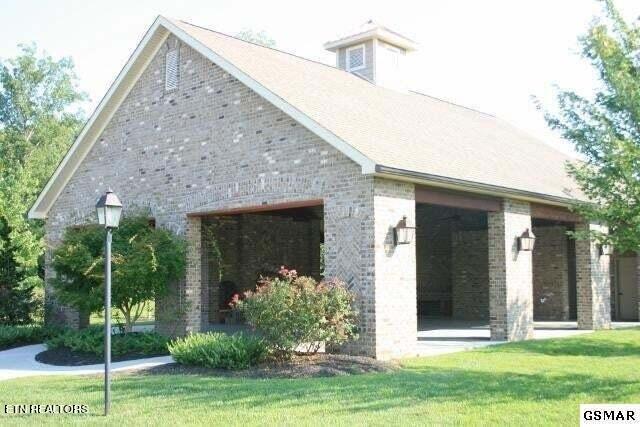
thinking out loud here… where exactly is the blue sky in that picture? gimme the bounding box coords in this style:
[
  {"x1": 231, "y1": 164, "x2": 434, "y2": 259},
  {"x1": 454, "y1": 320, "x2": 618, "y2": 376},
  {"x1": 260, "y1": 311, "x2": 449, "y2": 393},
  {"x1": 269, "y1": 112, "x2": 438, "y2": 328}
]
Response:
[{"x1": 2, "y1": 0, "x2": 640, "y2": 155}]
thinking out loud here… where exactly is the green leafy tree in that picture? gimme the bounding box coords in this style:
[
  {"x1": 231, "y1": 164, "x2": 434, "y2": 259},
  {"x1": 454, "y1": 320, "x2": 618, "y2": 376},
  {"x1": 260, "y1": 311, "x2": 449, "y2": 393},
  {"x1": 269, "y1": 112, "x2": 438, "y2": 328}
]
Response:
[
  {"x1": 0, "y1": 43, "x2": 86, "y2": 322},
  {"x1": 543, "y1": 0, "x2": 640, "y2": 252},
  {"x1": 235, "y1": 29, "x2": 276, "y2": 48},
  {"x1": 0, "y1": 218, "x2": 36, "y2": 324},
  {"x1": 51, "y1": 215, "x2": 186, "y2": 332}
]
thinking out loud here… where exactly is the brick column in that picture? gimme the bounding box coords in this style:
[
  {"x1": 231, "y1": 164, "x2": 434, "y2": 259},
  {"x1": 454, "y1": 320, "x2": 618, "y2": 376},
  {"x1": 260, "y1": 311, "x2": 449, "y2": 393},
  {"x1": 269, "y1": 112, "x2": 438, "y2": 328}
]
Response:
[
  {"x1": 575, "y1": 223, "x2": 611, "y2": 330},
  {"x1": 200, "y1": 220, "x2": 210, "y2": 330},
  {"x1": 324, "y1": 177, "x2": 416, "y2": 360},
  {"x1": 155, "y1": 216, "x2": 203, "y2": 336},
  {"x1": 183, "y1": 216, "x2": 203, "y2": 333},
  {"x1": 44, "y1": 224, "x2": 89, "y2": 330},
  {"x1": 372, "y1": 179, "x2": 417, "y2": 359},
  {"x1": 488, "y1": 199, "x2": 534, "y2": 341}
]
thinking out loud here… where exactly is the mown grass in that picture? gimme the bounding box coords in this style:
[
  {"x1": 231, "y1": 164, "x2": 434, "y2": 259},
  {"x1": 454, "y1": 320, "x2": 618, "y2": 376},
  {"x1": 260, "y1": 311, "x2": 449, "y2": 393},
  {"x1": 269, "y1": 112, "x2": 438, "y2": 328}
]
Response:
[
  {"x1": 1, "y1": 328, "x2": 639, "y2": 426},
  {"x1": 89, "y1": 301, "x2": 155, "y2": 327}
]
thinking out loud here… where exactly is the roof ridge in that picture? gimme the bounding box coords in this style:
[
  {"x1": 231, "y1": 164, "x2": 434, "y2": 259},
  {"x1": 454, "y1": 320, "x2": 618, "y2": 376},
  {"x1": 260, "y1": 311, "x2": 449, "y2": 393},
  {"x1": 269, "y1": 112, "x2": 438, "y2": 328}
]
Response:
[
  {"x1": 177, "y1": 19, "x2": 500, "y2": 107},
  {"x1": 175, "y1": 19, "x2": 347, "y2": 74},
  {"x1": 408, "y1": 90, "x2": 497, "y2": 119}
]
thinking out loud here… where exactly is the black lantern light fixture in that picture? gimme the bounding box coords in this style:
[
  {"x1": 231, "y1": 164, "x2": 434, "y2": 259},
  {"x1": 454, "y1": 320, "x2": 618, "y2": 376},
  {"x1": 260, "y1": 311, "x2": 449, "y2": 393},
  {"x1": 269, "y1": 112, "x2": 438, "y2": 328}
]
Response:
[
  {"x1": 599, "y1": 243, "x2": 614, "y2": 257},
  {"x1": 394, "y1": 216, "x2": 416, "y2": 246},
  {"x1": 518, "y1": 228, "x2": 536, "y2": 252},
  {"x1": 96, "y1": 189, "x2": 123, "y2": 229},
  {"x1": 96, "y1": 189, "x2": 122, "y2": 417}
]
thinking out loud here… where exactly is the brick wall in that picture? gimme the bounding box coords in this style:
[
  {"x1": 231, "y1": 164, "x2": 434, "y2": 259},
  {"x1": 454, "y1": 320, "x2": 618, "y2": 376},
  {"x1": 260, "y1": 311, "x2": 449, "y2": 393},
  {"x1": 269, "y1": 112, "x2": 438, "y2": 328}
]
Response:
[
  {"x1": 44, "y1": 35, "x2": 387, "y2": 356},
  {"x1": 452, "y1": 229, "x2": 489, "y2": 320},
  {"x1": 42, "y1": 34, "x2": 423, "y2": 358},
  {"x1": 202, "y1": 211, "x2": 321, "y2": 323},
  {"x1": 532, "y1": 225, "x2": 570, "y2": 321}
]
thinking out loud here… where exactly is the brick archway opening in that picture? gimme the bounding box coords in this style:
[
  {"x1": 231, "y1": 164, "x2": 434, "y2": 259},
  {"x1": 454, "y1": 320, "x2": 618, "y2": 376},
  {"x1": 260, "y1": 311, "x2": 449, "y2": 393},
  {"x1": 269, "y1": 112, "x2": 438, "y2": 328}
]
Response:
[{"x1": 199, "y1": 202, "x2": 324, "y2": 331}]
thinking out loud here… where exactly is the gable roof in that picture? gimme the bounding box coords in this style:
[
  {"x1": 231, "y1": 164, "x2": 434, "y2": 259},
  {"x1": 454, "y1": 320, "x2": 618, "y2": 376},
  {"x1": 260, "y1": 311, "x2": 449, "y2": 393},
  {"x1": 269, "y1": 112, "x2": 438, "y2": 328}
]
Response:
[{"x1": 29, "y1": 16, "x2": 579, "y2": 219}]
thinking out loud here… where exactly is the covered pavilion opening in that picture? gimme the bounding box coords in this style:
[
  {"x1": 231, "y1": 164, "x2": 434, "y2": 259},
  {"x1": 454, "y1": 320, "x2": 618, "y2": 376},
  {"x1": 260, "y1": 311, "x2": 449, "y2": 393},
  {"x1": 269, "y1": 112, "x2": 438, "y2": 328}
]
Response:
[
  {"x1": 199, "y1": 201, "x2": 324, "y2": 331},
  {"x1": 531, "y1": 218, "x2": 578, "y2": 324},
  {"x1": 415, "y1": 187, "x2": 583, "y2": 349},
  {"x1": 416, "y1": 202, "x2": 491, "y2": 342}
]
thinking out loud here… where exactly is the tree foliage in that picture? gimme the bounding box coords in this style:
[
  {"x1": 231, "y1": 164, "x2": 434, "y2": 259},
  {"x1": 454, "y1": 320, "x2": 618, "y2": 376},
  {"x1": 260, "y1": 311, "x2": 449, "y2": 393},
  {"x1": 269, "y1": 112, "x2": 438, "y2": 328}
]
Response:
[
  {"x1": 51, "y1": 215, "x2": 186, "y2": 332},
  {"x1": 0, "y1": 218, "x2": 39, "y2": 324},
  {"x1": 235, "y1": 29, "x2": 276, "y2": 48},
  {"x1": 0, "y1": 43, "x2": 85, "y2": 323},
  {"x1": 544, "y1": 0, "x2": 640, "y2": 252}
]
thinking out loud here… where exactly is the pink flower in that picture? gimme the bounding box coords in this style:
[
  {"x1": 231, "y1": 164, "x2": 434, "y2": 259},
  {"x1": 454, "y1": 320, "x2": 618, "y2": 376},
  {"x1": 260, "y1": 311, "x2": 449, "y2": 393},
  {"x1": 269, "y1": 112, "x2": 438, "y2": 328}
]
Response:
[{"x1": 229, "y1": 293, "x2": 241, "y2": 307}]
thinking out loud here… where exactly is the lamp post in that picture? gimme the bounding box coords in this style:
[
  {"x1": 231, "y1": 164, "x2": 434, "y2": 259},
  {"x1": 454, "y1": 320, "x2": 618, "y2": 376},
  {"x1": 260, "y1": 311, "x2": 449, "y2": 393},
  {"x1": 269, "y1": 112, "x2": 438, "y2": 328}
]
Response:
[{"x1": 95, "y1": 189, "x2": 122, "y2": 416}]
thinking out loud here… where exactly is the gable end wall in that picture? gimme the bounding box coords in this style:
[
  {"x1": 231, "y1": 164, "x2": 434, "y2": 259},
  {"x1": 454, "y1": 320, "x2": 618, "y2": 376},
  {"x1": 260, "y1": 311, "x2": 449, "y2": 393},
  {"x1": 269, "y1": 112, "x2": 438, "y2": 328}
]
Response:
[{"x1": 44, "y1": 35, "x2": 388, "y2": 356}]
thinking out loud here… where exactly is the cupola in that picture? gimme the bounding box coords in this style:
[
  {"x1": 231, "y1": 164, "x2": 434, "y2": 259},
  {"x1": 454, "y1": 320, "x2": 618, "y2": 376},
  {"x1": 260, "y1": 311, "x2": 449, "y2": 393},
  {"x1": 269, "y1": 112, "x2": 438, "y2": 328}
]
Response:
[{"x1": 324, "y1": 20, "x2": 418, "y2": 91}]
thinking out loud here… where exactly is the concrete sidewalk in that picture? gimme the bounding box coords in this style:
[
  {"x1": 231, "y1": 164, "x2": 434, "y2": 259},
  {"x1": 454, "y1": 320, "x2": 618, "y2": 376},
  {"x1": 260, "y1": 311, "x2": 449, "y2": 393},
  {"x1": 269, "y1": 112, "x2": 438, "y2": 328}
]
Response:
[
  {"x1": 0, "y1": 344, "x2": 173, "y2": 381},
  {"x1": 415, "y1": 320, "x2": 638, "y2": 357}
]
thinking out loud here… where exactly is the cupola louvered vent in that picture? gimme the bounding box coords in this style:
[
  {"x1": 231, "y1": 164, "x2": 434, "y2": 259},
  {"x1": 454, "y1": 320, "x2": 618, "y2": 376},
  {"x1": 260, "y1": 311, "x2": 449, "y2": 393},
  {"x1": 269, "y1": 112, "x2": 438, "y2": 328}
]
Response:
[
  {"x1": 165, "y1": 49, "x2": 179, "y2": 91},
  {"x1": 346, "y1": 45, "x2": 365, "y2": 71}
]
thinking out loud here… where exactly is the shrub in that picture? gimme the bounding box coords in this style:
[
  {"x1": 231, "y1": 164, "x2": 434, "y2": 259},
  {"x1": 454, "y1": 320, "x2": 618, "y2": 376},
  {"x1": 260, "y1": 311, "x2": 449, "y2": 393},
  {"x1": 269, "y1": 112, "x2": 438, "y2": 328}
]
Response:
[
  {"x1": 0, "y1": 324, "x2": 59, "y2": 350},
  {"x1": 51, "y1": 214, "x2": 186, "y2": 332},
  {"x1": 45, "y1": 326, "x2": 169, "y2": 357},
  {"x1": 168, "y1": 332, "x2": 268, "y2": 370},
  {"x1": 232, "y1": 267, "x2": 358, "y2": 354}
]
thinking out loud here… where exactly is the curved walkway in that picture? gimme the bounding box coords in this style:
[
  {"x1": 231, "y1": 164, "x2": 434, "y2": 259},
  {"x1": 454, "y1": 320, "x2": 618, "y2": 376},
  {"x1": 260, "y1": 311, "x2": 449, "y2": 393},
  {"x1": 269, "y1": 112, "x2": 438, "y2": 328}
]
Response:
[{"x1": 0, "y1": 344, "x2": 173, "y2": 381}]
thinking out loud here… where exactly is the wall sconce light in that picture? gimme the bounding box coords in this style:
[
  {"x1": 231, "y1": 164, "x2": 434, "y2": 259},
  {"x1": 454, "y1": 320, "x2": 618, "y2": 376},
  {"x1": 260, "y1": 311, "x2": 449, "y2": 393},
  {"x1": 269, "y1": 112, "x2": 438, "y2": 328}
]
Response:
[
  {"x1": 394, "y1": 216, "x2": 415, "y2": 246},
  {"x1": 518, "y1": 228, "x2": 536, "y2": 252},
  {"x1": 598, "y1": 243, "x2": 614, "y2": 257}
]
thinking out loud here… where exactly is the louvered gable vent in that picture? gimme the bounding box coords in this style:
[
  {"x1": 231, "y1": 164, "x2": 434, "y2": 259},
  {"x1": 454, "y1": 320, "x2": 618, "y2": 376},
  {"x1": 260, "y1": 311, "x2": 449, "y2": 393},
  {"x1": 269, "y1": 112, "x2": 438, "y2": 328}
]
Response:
[{"x1": 165, "y1": 49, "x2": 179, "y2": 91}]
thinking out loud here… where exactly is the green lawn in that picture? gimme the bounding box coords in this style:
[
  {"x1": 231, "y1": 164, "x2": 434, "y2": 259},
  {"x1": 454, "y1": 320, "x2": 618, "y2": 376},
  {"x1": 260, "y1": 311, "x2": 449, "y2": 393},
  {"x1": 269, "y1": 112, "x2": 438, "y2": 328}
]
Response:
[
  {"x1": 90, "y1": 301, "x2": 155, "y2": 326},
  {"x1": 1, "y1": 328, "x2": 640, "y2": 426}
]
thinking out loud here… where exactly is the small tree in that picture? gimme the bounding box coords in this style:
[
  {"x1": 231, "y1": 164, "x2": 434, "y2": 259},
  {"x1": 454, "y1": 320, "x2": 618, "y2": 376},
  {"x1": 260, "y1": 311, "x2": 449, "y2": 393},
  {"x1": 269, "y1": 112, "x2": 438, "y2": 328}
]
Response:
[
  {"x1": 543, "y1": 0, "x2": 640, "y2": 251},
  {"x1": 51, "y1": 215, "x2": 186, "y2": 332}
]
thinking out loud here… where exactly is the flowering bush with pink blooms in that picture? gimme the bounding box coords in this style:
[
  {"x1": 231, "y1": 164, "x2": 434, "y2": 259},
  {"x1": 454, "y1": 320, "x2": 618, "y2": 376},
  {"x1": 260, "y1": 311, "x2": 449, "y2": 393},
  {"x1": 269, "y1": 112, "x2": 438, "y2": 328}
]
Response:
[{"x1": 231, "y1": 267, "x2": 358, "y2": 355}]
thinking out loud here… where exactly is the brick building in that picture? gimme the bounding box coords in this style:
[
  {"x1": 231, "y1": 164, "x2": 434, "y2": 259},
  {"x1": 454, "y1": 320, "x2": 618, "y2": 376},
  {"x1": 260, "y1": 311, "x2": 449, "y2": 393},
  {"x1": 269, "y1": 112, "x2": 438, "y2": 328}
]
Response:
[{"x1": 29, "y1": 17, "x2": 636, "y2": 359}]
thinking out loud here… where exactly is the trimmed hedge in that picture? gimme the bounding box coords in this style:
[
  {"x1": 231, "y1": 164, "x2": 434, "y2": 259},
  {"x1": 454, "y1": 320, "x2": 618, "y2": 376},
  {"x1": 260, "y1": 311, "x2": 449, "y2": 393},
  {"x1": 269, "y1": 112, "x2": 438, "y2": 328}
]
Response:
[
  {"x1": 0, "y1": 324, "x2": 58, "y2": 350},
  {"x1": 45, "y1": 326, "x2": 169, "y2": 357},
  {"x1": 169, "y1": 332, "x2": 268, "y2": 370}
]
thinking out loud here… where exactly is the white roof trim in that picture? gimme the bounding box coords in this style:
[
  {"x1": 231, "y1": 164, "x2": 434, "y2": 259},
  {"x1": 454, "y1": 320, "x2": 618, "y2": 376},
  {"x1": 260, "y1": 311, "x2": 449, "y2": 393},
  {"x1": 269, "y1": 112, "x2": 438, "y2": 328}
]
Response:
[
  {"x1": 28, "y1": 16, "x2": 376, "y2": 219},
  {"x1": 28, "y1": 17, "x2": 169, "y2": 219},
  {"x1": 324, "y1": 27, "x2": 418, "y2": 52}
]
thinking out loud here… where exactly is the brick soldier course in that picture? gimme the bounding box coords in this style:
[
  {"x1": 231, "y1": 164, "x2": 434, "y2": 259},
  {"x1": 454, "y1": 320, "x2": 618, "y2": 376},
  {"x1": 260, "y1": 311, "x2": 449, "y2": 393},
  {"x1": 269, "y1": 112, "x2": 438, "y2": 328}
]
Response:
[{"x1": 32, "y1": 17, "x2": 615, "y2": 359}]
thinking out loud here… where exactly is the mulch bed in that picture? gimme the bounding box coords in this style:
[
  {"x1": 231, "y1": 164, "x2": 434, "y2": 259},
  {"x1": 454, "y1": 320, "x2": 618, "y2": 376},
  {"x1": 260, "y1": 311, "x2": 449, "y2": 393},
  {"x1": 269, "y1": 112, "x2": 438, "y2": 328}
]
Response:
[
  {"x1": 35, "y1": 347, "x2": 168, "y2": 366},
  {"x1": 132, "y1": 353, "x2": 398, "y2": 379}
]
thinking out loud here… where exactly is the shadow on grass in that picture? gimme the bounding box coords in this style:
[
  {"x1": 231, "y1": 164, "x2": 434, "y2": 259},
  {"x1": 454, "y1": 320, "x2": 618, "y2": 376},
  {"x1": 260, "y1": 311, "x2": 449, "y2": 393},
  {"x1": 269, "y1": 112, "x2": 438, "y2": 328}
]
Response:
[{"x1": 70, "y1": 363, "x2": 640, "y2": 416}]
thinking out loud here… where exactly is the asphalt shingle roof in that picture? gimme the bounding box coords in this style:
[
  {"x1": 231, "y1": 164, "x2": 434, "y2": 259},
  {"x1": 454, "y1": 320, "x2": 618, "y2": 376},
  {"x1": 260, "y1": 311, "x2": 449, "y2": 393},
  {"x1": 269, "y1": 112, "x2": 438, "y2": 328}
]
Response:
[{"x1": 172, "y1": 19, "x2": 579, "y2": 202}]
